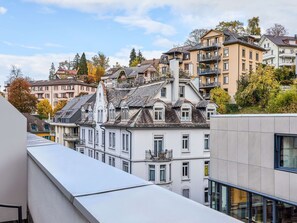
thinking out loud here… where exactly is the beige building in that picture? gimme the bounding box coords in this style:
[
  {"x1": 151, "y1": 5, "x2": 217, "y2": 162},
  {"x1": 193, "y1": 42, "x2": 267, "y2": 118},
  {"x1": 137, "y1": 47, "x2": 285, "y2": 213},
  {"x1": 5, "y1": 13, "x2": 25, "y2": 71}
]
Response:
[
  {"x1": 29, "y1": 79, "x2": 97, "y2": 107},
  {"x1": 194, "y1": 29, "x2": 265, "y2": 99}
]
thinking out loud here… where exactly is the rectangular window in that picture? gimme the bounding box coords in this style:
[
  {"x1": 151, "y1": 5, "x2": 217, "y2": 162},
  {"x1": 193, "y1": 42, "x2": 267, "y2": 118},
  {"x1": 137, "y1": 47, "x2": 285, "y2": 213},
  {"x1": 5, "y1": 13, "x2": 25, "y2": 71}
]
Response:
[
  {"x1": 204, "y1": 188, "x2": 209, "y2": 203},
  {"x1": 204, "y1": 161, "x2": 209, "y2": 176},
  {"x1": 149, "y1": 165, "x2": 155, "y2": 181},
  {"x1": 223, "y1": 75, "x2": 229, "y2": 84},
  {"x1": 181, "y1": 107, "x2": 191, "y2": 121},
  {"x1": 162, "y1": 67, "x2": 167, "y2": 74},
  {"x1": 154, "y1": 107, "x2": 164, "y2": 121},
  {"x1": 154, "y1": 135, "x2": 164, "y2": 156},
  {"x1": 109, "y1": 132, "x2": 115, "y2": 148},
  {"x1": 109, "y1": 156, "x2": 115, "y2": 167},
  {"x1": 249, "y1": 51, "x2": 253, "y2": 60},
  {"x1": 275, "y1": 135, "x2": 297, "y2": 171},
  {"x1": 182, "y1": 189, "x2": 190, "y2": 198},
  {"x1": 223, "y1": 61, "x2": 229, "y2": 71},
  {"x1": 204, "y1": 134, "x2": 210, "y2": 150},
  {"x1": 206, "y1": 108, "x2": 215, "y2": 121},
  {"x1": 88, "y1": 129, "x2": 93, "y2": 144},
  {"x1": 122, "y1": 133, "x2": 129, "y2": 152},
  {"x1": 97, "y1": 110, "x2": 103, "y2": 123},
  {"x1": 122, "y1": 161, "x2": 129, "y2": 173},
  {"x1": 161, "y1": 88, "x2": 166, "y2": 97},
  {"x1": 223, "y1": 48, "x2": 229, "y2": 57},
  {"x1": 95, "y1": 151, "x2": 99, "y2": 160},
  {"x1": 256, "y1": 53, "x2": 259, "y2": 61},
  {"x1": 182, "y1": 135, "x2": 189, "y2": 151},
  {"x1": 242, "y1": 49, "x2": 246, "y2": 58},
  {"x1": 88, "y1": 149, "x2": 93, "y2": 158},
  {"x1": 101, "y1": 131, "x2": 105, "y2": 146},
  {"x1": 160, "y1": 165, "x2": 166, "y2": 182},
  {"x1": 242, "y1": 62, "x2": 246, "y2": 71},
  {"x1": 102, "y1": 154, "x2": 105, "y2": 162},
  {"x1": 109, "y1": 108, "x2": 115, "y2": 120},
  {"x1": 179, "y1": 86, "x2": 185, "y2": 98},
  {"x1": 249, "y1": 64, "x2": 253, "y2": 72},
  {"x1": 79, "y1": 148, "x2": 84, "y2": 154},
  {"x1": 182, "y1": 162, "x2": 189, "y2": 178},
  {"x1": 121, "y1": 107, "x2": 129, "y2": 120}
]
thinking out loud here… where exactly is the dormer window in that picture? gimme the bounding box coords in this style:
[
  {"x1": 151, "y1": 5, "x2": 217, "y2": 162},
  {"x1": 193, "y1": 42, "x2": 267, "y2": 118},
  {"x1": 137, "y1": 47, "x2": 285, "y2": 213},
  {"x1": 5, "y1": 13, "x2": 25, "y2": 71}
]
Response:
[
  {"x1": 121, "y1": 107, "x2": 129, "y2": 120},
  {"x1": 154, "y1": 107, "x2": 164, "y2": 121},
  {"x1": 97, "y1": 109, "x2": 103, "y2": 123},
  {"x1": 206, "y1": 104, "x2": 216, "y2": 121},
  {"x1": 109, "y1": 108, "x2": 115, "y2": 120},
  {"x1": 31, "y1": 124, "x2": 38, "y2": 132},
  {"x1": 161, "y1": 88, "x2": 166, "y2": 97},
  {"x1": 181, "y1": 105, "x2": 191, "y2": 122},
  {"x1": 44, "y1": 124, "x2": 49, "y2": 131}
]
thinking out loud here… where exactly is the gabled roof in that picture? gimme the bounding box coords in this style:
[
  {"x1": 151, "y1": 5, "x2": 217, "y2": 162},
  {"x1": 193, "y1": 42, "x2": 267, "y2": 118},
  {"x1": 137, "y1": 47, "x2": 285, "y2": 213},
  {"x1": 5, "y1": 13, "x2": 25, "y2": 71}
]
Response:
[
  {"x1": 30, "y1": 79, "x2": 96, "y2": 87},
  {"x1": 263, "y1": 35, "x2": 297, "y2": 47},
  {"x1": 163, "y1": 45, "x2": 192, "y2": 55}
]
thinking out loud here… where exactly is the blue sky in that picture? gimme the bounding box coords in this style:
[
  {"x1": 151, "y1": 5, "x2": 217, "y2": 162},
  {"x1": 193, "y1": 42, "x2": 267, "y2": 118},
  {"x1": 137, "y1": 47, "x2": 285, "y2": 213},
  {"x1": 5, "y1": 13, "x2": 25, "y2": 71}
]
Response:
[{"x1": 1, "y1": 0, "x2": 297, "y2": 89}]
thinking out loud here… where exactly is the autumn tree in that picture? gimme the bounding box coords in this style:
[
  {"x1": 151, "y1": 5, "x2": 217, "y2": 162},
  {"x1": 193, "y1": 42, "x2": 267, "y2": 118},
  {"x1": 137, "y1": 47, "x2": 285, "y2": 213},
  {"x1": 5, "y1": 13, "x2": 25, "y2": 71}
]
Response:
[
  {"x1": 73, "y1": 53, "x2": 80, "y2": 70},
  {"x1": 129, "y1": 48, "x2": 137, "y2": 66},
  {"x1": 8, "y1": 78, "x2": 37, "y2": 113},
  {"x1": 210, "y1": 87, "x2": 230, "y2": 114},
  {"x1": 185, "y1": 29, "x2": 208, "y2": 46},
  {"x1": 92, "y1": 52, "x2": 110, "y2": 69},
  {"x1": 216, "y1": 20, "x2": 245, "y2": 34},
  {"x1": 37, "y1": 99, "x2": 53, "y2": 119},
  {"x1": 266, "y1": 24, "x2": 288, "y2": 36},
  {"x1": 78, "y1": 52, "x2": 88, "y2": 75},
  {"x1": 246, "y1": 17, "x2": 261, "y2": 35},
  {"x1": 266, "y1": 88, "x2": 297, "y2": 113},
  {"x1": 53, "y1": 100, "x2": 67, "y2": 114}
]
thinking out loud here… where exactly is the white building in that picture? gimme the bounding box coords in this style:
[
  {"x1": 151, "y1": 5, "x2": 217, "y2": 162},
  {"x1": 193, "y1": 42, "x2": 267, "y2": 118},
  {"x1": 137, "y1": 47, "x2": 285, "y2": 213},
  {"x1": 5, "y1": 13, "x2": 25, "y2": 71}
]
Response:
[
  {"x1": 259, "y1": 35, "x2": 297, "y2": 68},
  {"x1": 76, "y1": 59, "x2": 216, "y2": 204}
]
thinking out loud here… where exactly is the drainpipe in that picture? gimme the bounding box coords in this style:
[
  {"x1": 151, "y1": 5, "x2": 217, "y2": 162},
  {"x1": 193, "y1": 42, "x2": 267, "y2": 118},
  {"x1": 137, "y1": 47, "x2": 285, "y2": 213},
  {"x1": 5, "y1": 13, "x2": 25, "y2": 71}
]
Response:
[
  {"x1": 126, "y1": 128, "x2": 132, "y2": 174},
  {"x1": 100, "y1": 125, "x2": 106, "y2": 163},
  {"x1": 295, "y1": 53, "x2": 297, "y2": 77}
]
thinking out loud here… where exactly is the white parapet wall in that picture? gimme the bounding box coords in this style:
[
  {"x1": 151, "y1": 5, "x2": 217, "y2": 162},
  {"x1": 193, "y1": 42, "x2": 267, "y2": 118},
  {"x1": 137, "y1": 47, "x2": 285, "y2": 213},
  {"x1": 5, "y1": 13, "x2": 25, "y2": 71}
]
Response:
[{"x1": 0, "y1": 96, "x2": 27, "y2": 222}]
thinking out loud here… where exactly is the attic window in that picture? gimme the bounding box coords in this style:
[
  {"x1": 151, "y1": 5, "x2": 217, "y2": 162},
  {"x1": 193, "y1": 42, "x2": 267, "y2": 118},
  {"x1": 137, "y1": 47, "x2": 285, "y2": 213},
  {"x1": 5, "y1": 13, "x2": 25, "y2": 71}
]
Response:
[
  {"x1": 154, "y1": 107, "x2": 164, "y2": 121},
  {"x1": 181, "y1": 105, "x2": 191, "y2": 122},
  {"x1": 179, "y1": 86, "x2": 185, "y2": 98},
  {"x1": 44, "y1": 124, "x2": 49, "y2": 131},
  {"x1": 109, "y1": 108, "x2": 115, "y2": 120},
  {"x1": 121, "y1": 107, "x2": 129, "y2": 120},
  {"x1": 206, "y1": 105, "x2": 216, "y2": 121},
  {"x1": 31, "y1": 124, "x2": 38, "y2": 132}
]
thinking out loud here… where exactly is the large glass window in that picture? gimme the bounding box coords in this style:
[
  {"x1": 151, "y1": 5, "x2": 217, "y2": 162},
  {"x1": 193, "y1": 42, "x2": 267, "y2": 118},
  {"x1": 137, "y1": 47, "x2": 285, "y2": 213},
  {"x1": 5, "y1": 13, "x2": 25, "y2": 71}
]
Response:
[
  {"x1": 276, "y1": 201, "x2": 297, "y2": 222},
  {"x1": 275, "y1": 135, "x2": 297, "y2": 170},
  {"x1": 160, "y1": 165, "x2": 166, "y2": 182},
  {"x1": 230, "y1": 187, "x2": 248, "y2": 222},
  {"x1": 154, "y1": 135, "x2": 164, "y2": 155},
  {"x1": 251, "y1": 194, "x2": 263, "y2": 223},
  {"x1": 149, "y1": 165, "x2": 155, "y2": 181}
]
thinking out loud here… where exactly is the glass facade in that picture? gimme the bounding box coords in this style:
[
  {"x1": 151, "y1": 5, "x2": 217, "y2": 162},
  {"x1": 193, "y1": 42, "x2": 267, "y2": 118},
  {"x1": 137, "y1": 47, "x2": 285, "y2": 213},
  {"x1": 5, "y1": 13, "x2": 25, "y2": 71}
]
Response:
[
  {"x1": 276, "y1": 135, "x2": 297, "y2": 170},
  {"x1": 210, "y1": 180, "x2": 297, "y2": 223}
]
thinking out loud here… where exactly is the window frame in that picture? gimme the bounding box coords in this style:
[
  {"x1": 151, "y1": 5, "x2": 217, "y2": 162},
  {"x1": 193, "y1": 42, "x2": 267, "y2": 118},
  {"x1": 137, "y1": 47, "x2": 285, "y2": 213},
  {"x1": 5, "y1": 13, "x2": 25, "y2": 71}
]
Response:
[
  {"x1": 161, "y1": 87, "x2": 166, "y2": 97},
  {"x1": 204, "y1": 134, "x2": 210, "y2": 150},
  {"x1": 160, "y1": 165, "x2": 166, "y2": 182},
  {"x1": 182, "y1": 162, "x2": 190, "y2": 179},
  {"x1": 154, "y1": 106, "x2": 164, "y2": 121},
  {"x1": 182, "y1": 134, "x2": 190, "y2": 151},
  {"x1": 181, "y1": 105, "x2": 191, "y2": 122},
  {"x1": 149, "y1": 165, "x2": 155, "y2": 181}
]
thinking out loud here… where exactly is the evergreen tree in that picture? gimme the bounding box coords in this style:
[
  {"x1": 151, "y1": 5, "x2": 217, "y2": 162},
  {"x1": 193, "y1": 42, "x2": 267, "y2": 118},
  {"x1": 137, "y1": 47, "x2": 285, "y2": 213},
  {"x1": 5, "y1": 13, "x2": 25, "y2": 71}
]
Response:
[
  {"x1": 137, "y1": 50, "x2": 145, "y2": 63},
  {"x1": 49, "y1": 62, "x2": 56, "y2": 80},
  {"x1": 78, "y1": 52, "x2": 88, "y2": 75},
  {"x1": 129, "y1": 48, "x2": 137, "y2": 66},
  {"x1": 73, "y1": 53, "x2": 80, "y2": 70}
]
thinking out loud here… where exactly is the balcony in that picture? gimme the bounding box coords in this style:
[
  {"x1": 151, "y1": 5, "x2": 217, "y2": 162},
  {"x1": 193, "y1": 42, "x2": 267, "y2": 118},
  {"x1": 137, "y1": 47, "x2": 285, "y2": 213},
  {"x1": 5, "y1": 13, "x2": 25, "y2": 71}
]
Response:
[
  {"x1": 198, "y1": 55, "x2": 221, "y2": 63},
  {"x1": 198, "y1": 68, "x2": 221, "y2": 76},
  {"x1": 263, "y1": 54, "x2": 275, "y2": 60},
  {"x1": 279, "y1": 61, "x2": 295, "y2": 66},
  {"x1": 145, "y1": 149, "x2": 173, "y2": 161},
  {"x1": 197, "y1": 42, "x2": 221, "y2": 51},
  {"x1": 279, "y1": 52, "x2": 296, "y2": 58},
  {"x1": 77, "y1": 139, "x2": 85, "y2": 146},
  {"x1": 63, "y1": 133, "x2": 79, "y2": 141},
  {"x1": 199, "y1": 82, "x2": 221, "y2": 89}
]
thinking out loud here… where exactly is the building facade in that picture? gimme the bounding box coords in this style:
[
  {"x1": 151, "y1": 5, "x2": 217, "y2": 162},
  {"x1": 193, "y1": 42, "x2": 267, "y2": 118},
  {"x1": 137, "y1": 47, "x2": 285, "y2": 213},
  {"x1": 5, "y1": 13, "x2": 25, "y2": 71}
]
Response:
[
  {"x1": 259, "y1": 35, "x2": 297, "y2": 68},
  {"x1": 209, "y1": 114, "x2": 297, "y2": 222}
]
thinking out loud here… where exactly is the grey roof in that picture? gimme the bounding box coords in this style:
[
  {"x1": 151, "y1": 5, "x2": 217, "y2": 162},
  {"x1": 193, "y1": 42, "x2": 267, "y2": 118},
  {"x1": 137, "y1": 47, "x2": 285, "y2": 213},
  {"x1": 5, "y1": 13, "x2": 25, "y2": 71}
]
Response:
[
  {"x1": 196, "y1": 100, "x2": 209, "y2": 108},
  {"x1": 77, "y1": 101, "x2": 96, "y2": 126},
  {"x1": 264, "y1": 35, "x2": 297, "y2": 47},
  {"x1": 22, "y1": 113, "x2": 51, "y2": 133},
  {"x1": 30, "y1": 79, "x2": 97, "y2": 87},
  {"x1": 163, "y1": 45, "x2": 192, "y2": 55}
]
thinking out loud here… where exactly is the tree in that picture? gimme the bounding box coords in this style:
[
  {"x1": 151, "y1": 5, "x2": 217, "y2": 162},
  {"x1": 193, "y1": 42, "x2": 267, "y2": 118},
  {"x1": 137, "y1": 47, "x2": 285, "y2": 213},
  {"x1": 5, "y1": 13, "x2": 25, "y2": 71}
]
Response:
[
  {"x1": 216, "y1": 20, "x2": 245, "y2": 34},
  {"x1": 246, "y1": 17, "x2": 261, "y2": 35},
  {"x1": 8, "y1": 78, "x2": 37, "y2": 113},
  {"x1": 92, "y1": 52, "x2": 110, "y2": 69},
  {"x1": 7, "y1": 65, "x2": 23, "y2": 84},
  {"x1": 273, "y1": 66, "x2": 295, "y2": 83},
  {"x1": 37, "y1": 99, "x2": 53, "y2": 119},
  {"x1": 185, "y1": 29, "x2": 208, "y2": 46},
  {"x1": 137, "y1": 50, "x2": 145, "y2": 63},
  {"x1": 266, "y1": 24, "x2": 288, "y2": 36},
  {"x1": 235, "y1": 66, "x2": 280, "y2": 108},
  {"x1": 49, "y1": 62, "x2": 56, "y2": 80},
  {"x1": 59, "y1": 60, "x2": 71, "y2": 70},
  {"x1": 53, "y1": 100, "x2": 67, "y2": 114},
  {"x1": 73, "y1": 53, "x2": 80, "y2": 70},
  {"x1": 78, "y1": 52, "x2": 88, "y2": 75},
  {"x1": 267, "y1": 87, "x2": 297, "y2": 113},
  {"x1": 129, "y1": 48, "x2": 137, "y2": 66},
  {"x1": 130, "y1": 58, "x2": 142, "y2": 67},
  {"x1": 210, "y1": 87, "x2": 230, "y2": 114}
]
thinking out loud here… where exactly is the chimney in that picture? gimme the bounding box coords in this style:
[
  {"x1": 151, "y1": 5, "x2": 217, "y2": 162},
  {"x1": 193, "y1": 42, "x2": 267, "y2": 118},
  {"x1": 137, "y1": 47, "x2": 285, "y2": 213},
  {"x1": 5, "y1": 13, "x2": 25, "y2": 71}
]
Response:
[{"x1": 170, "y1": 59, "x2": 179, "y2": 102}]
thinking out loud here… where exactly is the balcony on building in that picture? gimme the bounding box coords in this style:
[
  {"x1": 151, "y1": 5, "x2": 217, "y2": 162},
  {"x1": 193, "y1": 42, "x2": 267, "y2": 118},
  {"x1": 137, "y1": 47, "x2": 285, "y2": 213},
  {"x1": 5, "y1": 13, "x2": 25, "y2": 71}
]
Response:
[
  {"x1": 63, "y1": 132, "x2": 79, "y2": 141},
  {"x1": 279, "y1": 61, "x2": 295, "y2": 66},
  {"x1": 263, "y1": 53, "x2": 275, "y2": 60},
  {"x1": 198, "y1": 68, "x2": 221, "y2": 76},
  {"x1": 197, "y1": 55, "x2": 221, "y2": 63},
  {"x1": 145, "y1": 149, "x2": 173, "y2": 161},
  {"x1": 197, "y1": 42, "x2": 221, "y2": 51},
  {"x1": 199, "y1": 82, "x2": 221, "y2": 89},
  {"x1": 279, "y1": 51, "x2": 296, "y2": 58},
  {"x1": 77, "y1": 139, "x2": 86, "y2": 146}
]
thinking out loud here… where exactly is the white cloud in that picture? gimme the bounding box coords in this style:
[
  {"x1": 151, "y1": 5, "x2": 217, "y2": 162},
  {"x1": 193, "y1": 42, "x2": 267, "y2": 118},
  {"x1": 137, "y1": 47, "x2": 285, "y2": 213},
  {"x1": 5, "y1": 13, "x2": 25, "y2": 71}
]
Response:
[
  {"x1": 2, "y1": 41, "x2": 42, "y2": 50},
  {"x1": 153, "y1": 36, "x2": 176, "y2": 49},
  {"x1": 44, "y1": 42, "x2": 64, "y2": 48},
  {"x1": 38, "y1": 6, "x2": 56, "y2": 14},
  {"x1": 0, "y1": 6, "x2": 7, "y2": 15}
]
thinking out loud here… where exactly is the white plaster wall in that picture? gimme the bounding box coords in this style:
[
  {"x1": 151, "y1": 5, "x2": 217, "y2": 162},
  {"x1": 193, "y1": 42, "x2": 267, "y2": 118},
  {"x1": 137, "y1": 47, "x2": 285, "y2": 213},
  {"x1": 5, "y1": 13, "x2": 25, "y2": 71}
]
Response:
[{"x1": 0, "y1": 96, "x2": 27, "y2": 222}]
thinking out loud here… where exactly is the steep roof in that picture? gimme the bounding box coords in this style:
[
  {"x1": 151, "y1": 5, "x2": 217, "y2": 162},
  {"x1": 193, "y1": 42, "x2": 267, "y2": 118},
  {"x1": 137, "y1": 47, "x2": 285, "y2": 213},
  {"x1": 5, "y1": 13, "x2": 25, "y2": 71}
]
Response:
[
  {"x1": 163, "y1": 45, "x2": 192, "y2": 55},
  {"x1": 264, "y1": 35, "x2": 297, "y2": 47},
  {"x1": 23, "y1": 113, "x2": 51, "y2": 133}
]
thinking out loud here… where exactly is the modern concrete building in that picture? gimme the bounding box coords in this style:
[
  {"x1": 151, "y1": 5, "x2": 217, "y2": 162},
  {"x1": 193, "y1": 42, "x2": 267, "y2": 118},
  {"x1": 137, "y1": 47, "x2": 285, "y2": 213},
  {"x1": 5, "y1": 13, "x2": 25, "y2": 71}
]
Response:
[
  {"x1": 209, "y1": 114, "x2": 297, "y2": 222},
  {"x1": 259, "y1": 35, "x2": 297, "y2": 68}
]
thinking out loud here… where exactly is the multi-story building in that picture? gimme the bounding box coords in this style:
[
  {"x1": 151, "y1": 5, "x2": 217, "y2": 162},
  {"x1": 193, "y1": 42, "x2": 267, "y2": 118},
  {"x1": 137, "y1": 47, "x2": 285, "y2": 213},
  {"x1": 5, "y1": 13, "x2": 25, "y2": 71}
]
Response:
[
  {"x1": 76, "y1": 59, "x2": 217, "y2": 204},
  {"x1": 195, "y1": 29, "x2": 265, "y2": 99},
  {"x1": 52, "y1": 93, "x2": 95, "y2": 149},
  {"x1": 259, "y1": 35, "x2": 297, "y2": 68},
  {"x1": 209, "y1": 114, "x2": 297, "y2": 222},
  {"x1": 29, "y1": 79, "x2": 96, "y2": 107}
]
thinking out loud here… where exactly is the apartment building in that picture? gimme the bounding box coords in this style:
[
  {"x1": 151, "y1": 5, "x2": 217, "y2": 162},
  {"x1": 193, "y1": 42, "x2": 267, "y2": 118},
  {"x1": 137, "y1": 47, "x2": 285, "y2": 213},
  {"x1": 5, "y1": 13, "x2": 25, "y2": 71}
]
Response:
[
  {"x1": 209, "y1": 114, "x2": 297, "y2": 222},
  {"x1": 195, "y1": 29, "x2": 265, "y2": 99},
  {"x1": 29, "y1": 79, "x2": 96, "y2": 107},
  {"x1": 52, "y1": 93, "x2": 95, "y2": 149},
  {"x1": 76, "y1": 59, "x2": 217, "y2": 204},
  {"x1": 260, "y1": 35, "x2": 297, "y2": 68}
]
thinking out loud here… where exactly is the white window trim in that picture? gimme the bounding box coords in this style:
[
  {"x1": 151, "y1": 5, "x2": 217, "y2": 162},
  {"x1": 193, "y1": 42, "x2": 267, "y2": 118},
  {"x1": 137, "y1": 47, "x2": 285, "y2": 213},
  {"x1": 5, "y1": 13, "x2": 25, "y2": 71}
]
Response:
[{"x1": 181, "y1": 105, "x2": 191, "y2": 122}]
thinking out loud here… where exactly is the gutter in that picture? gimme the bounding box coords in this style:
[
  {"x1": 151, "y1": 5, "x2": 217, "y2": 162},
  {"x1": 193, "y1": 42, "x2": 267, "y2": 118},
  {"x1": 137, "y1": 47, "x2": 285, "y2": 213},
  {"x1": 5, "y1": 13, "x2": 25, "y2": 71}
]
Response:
[{"x1": 125, "y1": 128, "x2": 132, "y2": 174}]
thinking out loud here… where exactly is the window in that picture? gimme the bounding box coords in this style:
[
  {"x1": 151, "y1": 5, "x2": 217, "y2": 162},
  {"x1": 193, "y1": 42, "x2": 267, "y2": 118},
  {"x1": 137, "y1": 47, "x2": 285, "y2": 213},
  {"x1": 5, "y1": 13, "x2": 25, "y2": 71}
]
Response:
[
  {"x1": 79, "y1": 148, "x2": 84, "y2": 154},
  {"x1": 122, "y1": 161, "x2": 129, "y2": 173},
  {"x1": 108, "y1": 156, "x2": 115, "y2": 167},
  {"x1": 81, "y1": 129, "x2": 85, "y2": 140},
  {"x1": 206, "y1": 107, "x2": 215, "y2": 121},
  {"x1": 101, "y1": 154, "x2": 105, "y2": 162},
  {"x1": 162, "y1": 67, "x2": 167, "y2": 74},
  {"x1": 223, "y1": 75, "x2": 229, "y2": 84},
  {"x1": 256, "y1": 53, "x2": 259, "y2": 61},
  {"x1": 182, "y1": 162, "x2": 189, "y2": 178},
  {"x1": 204, "y1": 161, "x2": 209, "y2": 176},
  {"x1": 101, "y1": 131, "x2": 105, "y2": 146},
  {"x1": 223, "y1": 61, "x2": 229, "y2": 71},
  {"x1": 183, "y1": 53, "x2": 190, "y2": 60},
  {"x1": 160, "y1": 165, "x2": 166, "y2": 182},
  {"x1": 149, "y1": 165, "x2": 155, "y2": 181},
  {"x1": 122, "y1": 133, "x2": 129, "y2": 152},
  {"x1": 44, "y1": 124, "x2": 49, "y2": 131},
  {"x1": 109, "y1": 108, "x2": 115, "y2": 120},
  {"x1": 45, "y1": 94, "x2": 50, "y2": 98},
  {"x1": 95, "y1": 130, "x2": 99, "y2": 145},
  {"x1": 242, "y1": 49, "x2": 246, "y2": 58},
  {"x1": 204, "y1": 134, "x2": 210, "y2": 150},
  {"x1": 88, "y1": 149, "x2": 93, "y2": 158},
  {"x1": 249, "y1": 51, "x2": 253, "y2": 60},
  {"x1": 182, "y1": 189, "x2": 190, "y2": 198},
  {"x1": 109, "y1": 132, "x2": 115, "y2": 148},
  {"x1": 223, "y1": 48, "x2": 229, "y2": 57},
  {"x1": 179, "y1": 86, "x2": 185, "y2": 98},
  {"x1": 169, "y1": 164, "x2": 171, "y2": 181},
  {"x1": 204, "y1": 188, "x2": 209, "y2": 203},
  {"x1": 242, "y1": 62, "x2": 246, "y2": 71},
  {"x1": 181, "y1": 106, "x2": 191, "y2": 121},
  {"x1": 95, "y1": 151, "x2": 99, "y2": 160},
  {"x1": 161, "y1": 88, "x2": 166, "y2": 97},
  {"x1": 88, "y1": 129, "x2": 93, "y2": 144},
  {"x1": 86, "y1": 87, "x2": 90, "y2": 91},
  {"x1": 31, "y1": 124, "x2": 37, "y2": 132},
  {"x1": 121, "y1": 107, "x2": 129, "y2": 120},
  {"x1": 275, "y1": 135, "x2": 297, "y2": 171},
  {"x1": 184, "y1": 63, "x2": 189, "y2": 71},
  {"x1": 154, "y1": 107, "x2": 164, "y2": 121},
  {"x1": 182, "y1": 135, "x2": 189, "y2": 151},
  {"x1": 249, "y1": 64, "x2": 253, "y2": 72},
  {"x1": 154, "y1": 135, "x2": 164, "y2": 155},
  {"x1": 97, "y1": 109, "x2": 103, "y2": 123}
]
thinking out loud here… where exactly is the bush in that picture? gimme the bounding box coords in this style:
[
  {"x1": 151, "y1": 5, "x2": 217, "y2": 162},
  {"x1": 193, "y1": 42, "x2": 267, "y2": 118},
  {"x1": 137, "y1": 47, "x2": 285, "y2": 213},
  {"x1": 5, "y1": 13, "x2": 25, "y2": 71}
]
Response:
[
  {"x1": 266, "y1": 88, "x2": 297, "y2": 113},
  {"x1": 210, "y1": 87, "x2": 230, "y2": 114},
  {"x1": 279, "y1": 79, "x2": 293, "y2": 85},
  {"x1": 226, "y1": 104, "x2": 239, "y2": 113}
]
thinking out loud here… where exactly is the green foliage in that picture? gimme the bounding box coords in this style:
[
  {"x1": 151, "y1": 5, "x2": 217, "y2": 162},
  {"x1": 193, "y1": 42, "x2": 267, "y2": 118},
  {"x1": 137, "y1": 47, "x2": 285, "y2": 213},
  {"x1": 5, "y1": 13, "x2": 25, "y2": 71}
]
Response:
[
  {"x1": 49, "y1": 62, "x2": 56, "y2": 80},
  {"x1": 53, "y1": 100, "x2": 67, "y2": 115},
  {"x1": 73, "y1": 53, "x2": 80, "y2": 70},
  {"x1": 78, "y1": 52, "x2": 88, "y2": 75},
  {"x1": 129, "y1": 48, "x2": 137, "y2": 66},
  {"x1": 226, "y1": 104, "x2": 239, "y2": 114},
  {"x1": 273, "y1": 66, "x2": 295, "y2": 82},
  {"x1": 267, "y1": 88, "x2": 297, "y2": 113},
  {"x1": 92, "y1": 52, "x2": 110, "y2": 69},
  {"x1": 216, "y1": 20, "x2": 245, "y2": 34},
  {"x1": 235, "y1": 66, "x2": 280, "y2": 108},
  {"x1": 210, "y1": 87, "x2": 230, "y2": 114},
  {"x1": 37, "y1": 99, "x2": 53, "y2": 119},
  {"x1": 247, "y1": 17, "x2": 261, "y2": 35}
]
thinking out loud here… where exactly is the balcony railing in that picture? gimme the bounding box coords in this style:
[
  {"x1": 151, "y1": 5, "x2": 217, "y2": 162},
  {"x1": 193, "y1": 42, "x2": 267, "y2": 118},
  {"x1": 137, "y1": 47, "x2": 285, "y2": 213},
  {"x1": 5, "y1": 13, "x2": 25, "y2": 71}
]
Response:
[
  {"x1": 197, "y1": 55, "x2": 221, "y2": 63},
  {"x1": 145, "y1": 149, "x2": 173, "y2": 161},
  {"x1": 77, "y1": 139, "x2": 85, "y2": 146},
  {"x1": 199, "y1": 82, "x2": 221, "y2": 89},
  {"x1": 63, "y1": 133, "x2": 79, "y2": 141},
  {"x1": 197, "y1": 42, "x2": 221, "y2": 51},
  {"x1": 279, "y1": 52, "x2": 296, "y2": 58},
  {"x1": 198, "y1": 68, "x2": 221, "y2": 76}
]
